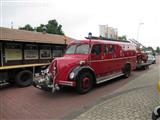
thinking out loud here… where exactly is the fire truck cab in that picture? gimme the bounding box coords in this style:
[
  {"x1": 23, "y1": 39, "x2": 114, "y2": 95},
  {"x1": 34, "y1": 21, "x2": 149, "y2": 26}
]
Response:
[{"x1": 33, "y1": 38, "x2": 137, "y2": 94}]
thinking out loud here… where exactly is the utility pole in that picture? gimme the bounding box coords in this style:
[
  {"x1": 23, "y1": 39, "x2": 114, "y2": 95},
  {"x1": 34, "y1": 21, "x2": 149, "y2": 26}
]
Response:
[{"x1": 137, "y1": 22, "x2": 144, "y2": 41}]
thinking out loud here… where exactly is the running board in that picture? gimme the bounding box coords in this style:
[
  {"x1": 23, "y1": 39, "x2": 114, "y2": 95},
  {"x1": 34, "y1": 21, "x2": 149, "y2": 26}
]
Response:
[{"x1": 96, "y1": 72, "x2": 124, "y2": 84}]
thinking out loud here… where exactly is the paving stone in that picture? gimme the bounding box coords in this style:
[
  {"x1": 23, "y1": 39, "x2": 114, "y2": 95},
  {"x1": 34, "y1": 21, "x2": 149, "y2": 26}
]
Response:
[{"x1": 73, "y1": 63, "x2": 160, "y2": 120}]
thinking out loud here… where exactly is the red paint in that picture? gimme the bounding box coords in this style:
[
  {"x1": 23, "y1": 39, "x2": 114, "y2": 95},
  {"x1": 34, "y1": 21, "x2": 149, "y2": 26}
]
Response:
[
  {"x1": 49, "y1": 39, "x2": 137, "y2": 87},
  {"x1": 82, "y1": 77, "x2": 90, "y2": 89}
]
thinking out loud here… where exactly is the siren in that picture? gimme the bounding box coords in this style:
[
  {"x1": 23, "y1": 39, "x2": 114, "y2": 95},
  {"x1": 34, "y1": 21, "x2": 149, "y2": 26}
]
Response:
[{"x1": 88, "y1": 32, "x2": 92, "y2": 39}]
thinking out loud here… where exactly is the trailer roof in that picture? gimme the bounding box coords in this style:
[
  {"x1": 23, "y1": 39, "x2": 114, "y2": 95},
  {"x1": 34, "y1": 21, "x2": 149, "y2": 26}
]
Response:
[{"x1": 0, "y1": 27, "x2": 75, "y2": 44}]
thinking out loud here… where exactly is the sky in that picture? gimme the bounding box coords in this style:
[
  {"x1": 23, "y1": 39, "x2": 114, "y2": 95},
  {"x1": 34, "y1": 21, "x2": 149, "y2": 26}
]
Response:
[{"x1": 1, "y1": 0, "x2": 160, "y2": 49}]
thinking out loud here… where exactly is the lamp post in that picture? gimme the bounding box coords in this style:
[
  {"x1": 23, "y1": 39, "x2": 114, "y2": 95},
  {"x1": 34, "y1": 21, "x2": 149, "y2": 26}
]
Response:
[{"x1": 137, "y1": 22, "x2": 144, "y2": 41}]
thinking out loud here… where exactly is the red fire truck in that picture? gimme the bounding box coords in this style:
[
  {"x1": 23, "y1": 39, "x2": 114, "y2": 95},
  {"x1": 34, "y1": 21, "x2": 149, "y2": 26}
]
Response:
[{"x1": 33, "y1": 36, "x2": 137, "y2": 94}]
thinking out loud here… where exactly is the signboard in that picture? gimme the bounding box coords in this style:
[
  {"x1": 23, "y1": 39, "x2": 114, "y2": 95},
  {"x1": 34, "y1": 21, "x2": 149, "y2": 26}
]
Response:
[
  {"x1": 5, "y1": 48, "x2": 22, "y2": 61},
  {"x1": 24, "y1": 50, "x2": 38, "y2": 60}
]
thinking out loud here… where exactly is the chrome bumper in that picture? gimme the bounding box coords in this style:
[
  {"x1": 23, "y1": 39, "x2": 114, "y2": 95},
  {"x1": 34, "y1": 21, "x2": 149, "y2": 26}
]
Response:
[{"x1": 33, "y1": 74, "x2": 59, "y2": 93}]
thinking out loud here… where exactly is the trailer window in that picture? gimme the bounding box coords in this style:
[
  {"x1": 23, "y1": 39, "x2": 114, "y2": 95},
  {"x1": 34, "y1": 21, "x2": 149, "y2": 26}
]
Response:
[
  {"x1": 24, "y1": 44, "x2": 38, "y2": 60},
  {"x1": 40, "y1": 45, "x2": 51, "y2": 59},
  {"x1": 5, "y1": 43, "x2": 22, "y2": 61},
  {"x1": 53, "y1": 50, "x2": 62, "y2": 57},
  {"x1": 91, "y1": 44, "x2": 101, "y2": 55},
  {"x1": 52, "y1": 46, "x2": 63, "y2": 57}
]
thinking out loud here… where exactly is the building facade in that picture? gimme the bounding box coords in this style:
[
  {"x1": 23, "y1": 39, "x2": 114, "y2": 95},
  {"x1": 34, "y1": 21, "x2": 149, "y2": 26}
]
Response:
[{"x1": 99, "y1": 25, "x2": 118, "y2": 40}]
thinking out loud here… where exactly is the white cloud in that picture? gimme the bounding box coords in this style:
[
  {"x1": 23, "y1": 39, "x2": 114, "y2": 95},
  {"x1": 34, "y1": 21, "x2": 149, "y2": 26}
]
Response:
[{"x1": 1, "y1": 0, "x2": 160, "y2": 49}]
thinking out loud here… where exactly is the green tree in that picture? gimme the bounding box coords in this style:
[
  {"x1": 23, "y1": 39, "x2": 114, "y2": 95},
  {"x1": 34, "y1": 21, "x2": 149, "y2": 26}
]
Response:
[
  {"x1": 46, "y1": 19, "x2": 64, "y2": 35},
  {"x1": 146, "y1": 46, "x2": 154, "y2": 52},
  {"x1": 19, "y1": 24, "x2": 34, "y2": 31},
  {"x1": 118, "y1": 35, "x2": 127, "y2": 41},
  {"x1": 19, "y1": 19, "x2": 64, "y2": 35},
  {"x1": 36, "y1": 24, "x2": 46, "y2": 32},
  {"x1": 156, "y1": 46, "x2": 160, "y2": 53}
]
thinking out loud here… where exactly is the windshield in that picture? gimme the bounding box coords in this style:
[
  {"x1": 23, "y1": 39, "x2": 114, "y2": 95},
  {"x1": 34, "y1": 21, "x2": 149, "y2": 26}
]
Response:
[{"x1": 65, "y1": 44, "x2": 90, "y2": 54}]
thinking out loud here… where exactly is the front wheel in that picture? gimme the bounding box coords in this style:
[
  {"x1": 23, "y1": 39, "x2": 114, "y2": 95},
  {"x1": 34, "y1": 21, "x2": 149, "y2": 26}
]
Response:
[{"x1": 76, "y1": 72, "x2": 93, "y2": 94}]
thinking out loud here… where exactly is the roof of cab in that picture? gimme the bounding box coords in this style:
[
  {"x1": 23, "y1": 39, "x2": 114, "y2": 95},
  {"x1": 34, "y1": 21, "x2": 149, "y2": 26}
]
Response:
[{"x1": 69, "y1": 39, "x2": 132, "y2": 45}]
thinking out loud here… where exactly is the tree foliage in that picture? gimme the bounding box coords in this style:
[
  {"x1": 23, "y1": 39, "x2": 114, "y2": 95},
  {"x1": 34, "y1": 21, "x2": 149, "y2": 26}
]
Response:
[
  {"x1": 19, "y1": 24, "x2": 34, "y2": 31},
  {"x1": 46, "y1": 20, "x2": 64, "y2": 35},
  {"x1": 36, "y1": 24, "x2": 45, "y2": 32},
  {"x1": 156, "y1": 46, "x2": 160, "y2": 53},
  {"x1": 146, "y1": 46, "x2": 154, "y2": 51},
  {"x1": 118, "y1": 35, "x2": 127, "y2": 41},
  {"x1": 19, "y1": 19, "x2": 64, "y2": 35}
]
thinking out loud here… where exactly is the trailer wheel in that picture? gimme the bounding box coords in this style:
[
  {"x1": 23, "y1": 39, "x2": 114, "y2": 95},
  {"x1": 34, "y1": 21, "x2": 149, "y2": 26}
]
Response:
[
  {"x1": 15, "y1": 70, "x2": 33, "y2": 87},
  {"x1": 76, "y1": 72, "x2": 93, "y2": 94},
  {"x1": 124, "y1": 64, "x2": 131, "y2": 78}
]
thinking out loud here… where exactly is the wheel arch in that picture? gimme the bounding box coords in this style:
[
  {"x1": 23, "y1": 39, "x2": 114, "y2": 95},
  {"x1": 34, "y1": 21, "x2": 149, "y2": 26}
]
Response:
[{"x1": 71, "y1": 66, "x2": 96, "y2": 85}]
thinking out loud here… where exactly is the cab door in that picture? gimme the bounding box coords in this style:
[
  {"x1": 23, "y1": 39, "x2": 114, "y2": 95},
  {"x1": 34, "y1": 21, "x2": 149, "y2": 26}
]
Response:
[
  {"x1": 103, "y1": 44, "x2": 113, "y2": 74},
  {"x1": 90, "y1": 44, "x2": 104, "y2": 76}
]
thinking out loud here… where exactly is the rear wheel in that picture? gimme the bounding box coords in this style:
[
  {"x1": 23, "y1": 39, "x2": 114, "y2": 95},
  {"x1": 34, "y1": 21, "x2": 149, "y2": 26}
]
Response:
[
  {"x1": 15, "y1": 70, "x2": 33, "y2": 87},
  {"x1": 76, "y1": 72, "x2": 93, "y2": 94},
  {"x1": 123, "y1": 64, "x2": 131, "y2": 78}
]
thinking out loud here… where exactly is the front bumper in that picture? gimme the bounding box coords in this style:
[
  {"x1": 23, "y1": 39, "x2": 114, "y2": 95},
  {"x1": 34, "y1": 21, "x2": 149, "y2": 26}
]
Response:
[
  {"x1": 33, "y1": 80, "x2": 53, "y2": 91},
  {"x1": 33, "y1": 75, "x2": 55, "y2": 92},
  {"x1": 33, "y1": 74, "x2": 76, "y2": 92}
]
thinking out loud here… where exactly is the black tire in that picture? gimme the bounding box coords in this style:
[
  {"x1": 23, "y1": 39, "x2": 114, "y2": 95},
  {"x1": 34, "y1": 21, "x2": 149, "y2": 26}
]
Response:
[
  {"x1": 76, "y1": 72, "x2": 93, "y2": 94},
  {"x1": 152, "y1": 111, "x2": 159, "y2": 120},
  {"x1": 123, "y1": 64, "x2": 131, "y2": 78},
  {"x1": 143, "y1": 65, "x2": 149, "y2": 70},
  {"x1": 15, "y1": 70, "x2": 33, "y2": 87}
]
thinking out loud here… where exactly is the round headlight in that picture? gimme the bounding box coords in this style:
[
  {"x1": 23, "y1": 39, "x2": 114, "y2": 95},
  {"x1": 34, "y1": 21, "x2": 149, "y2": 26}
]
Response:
[{"x1": 69, "y1": 72, "x2": 75, "y2": 80}]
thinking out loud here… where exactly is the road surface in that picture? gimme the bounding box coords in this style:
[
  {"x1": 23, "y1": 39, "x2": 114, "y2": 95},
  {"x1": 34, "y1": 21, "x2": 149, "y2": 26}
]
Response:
[{"x1": 0, "y1": 57, "x2": 159, "y2": 120}]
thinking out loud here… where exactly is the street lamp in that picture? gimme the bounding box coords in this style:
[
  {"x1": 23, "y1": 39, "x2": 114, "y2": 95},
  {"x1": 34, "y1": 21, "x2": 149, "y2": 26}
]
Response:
[{"x1": 137, "y1": 22, "x2": 144, "y2": 41}]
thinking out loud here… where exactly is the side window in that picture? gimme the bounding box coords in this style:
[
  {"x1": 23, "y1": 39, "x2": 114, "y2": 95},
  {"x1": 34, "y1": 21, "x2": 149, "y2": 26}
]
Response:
[
  {"x1": 91, "y1": 44, "x2": 101, "y2": 55},
  {"x1": 104, "y1": 45, "x2": 108, "y2": 54},
  {"x1": 109, "y1": 45, "x2": 115, "y2": 53}
]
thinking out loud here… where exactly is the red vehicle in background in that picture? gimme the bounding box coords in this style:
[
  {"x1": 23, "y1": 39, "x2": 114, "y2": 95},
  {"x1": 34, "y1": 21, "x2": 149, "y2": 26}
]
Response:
[
  {"x1": 33, "y1": 36, "x2": 137, "y2": 94},
  {"x1": 129, "y1": 39, "x2": 151, "y2": 70}
]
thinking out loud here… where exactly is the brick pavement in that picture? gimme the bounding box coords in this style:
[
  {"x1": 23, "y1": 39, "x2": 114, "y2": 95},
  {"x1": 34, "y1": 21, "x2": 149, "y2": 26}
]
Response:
[{"x1": 72, "y1": 61, "x2": 160, "y2": 120}]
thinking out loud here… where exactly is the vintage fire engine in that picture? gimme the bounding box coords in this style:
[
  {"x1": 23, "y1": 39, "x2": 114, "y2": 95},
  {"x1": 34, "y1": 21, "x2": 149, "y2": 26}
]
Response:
[{"x1": 33, "y1": 36, "x2": 137, "y2": 94}]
